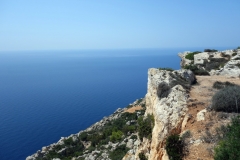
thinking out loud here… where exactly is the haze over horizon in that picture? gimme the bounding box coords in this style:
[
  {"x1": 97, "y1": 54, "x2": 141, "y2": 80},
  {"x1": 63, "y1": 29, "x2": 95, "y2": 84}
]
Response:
[{"x1": 1, "y1": 0, "x2": 240, "y2": 51}]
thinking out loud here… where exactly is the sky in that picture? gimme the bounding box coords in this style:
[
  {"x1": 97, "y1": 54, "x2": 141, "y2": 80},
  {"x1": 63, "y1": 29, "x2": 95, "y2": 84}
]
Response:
[{"x1": 0, "y1": 0, "x2": 240, "y2": 51}]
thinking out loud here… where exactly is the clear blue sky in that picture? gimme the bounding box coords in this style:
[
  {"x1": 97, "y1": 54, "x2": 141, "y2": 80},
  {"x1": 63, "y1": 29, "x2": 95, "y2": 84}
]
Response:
[{"x1": 1, "y1": 0, "x2": 240, "y2": 51}]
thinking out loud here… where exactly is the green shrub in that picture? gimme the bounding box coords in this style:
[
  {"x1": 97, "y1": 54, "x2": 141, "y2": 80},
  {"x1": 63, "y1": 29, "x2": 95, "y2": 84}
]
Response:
[
  {"x1": 184, "y1": 64, "x2": 209, "y2": 75},
  {"x1": 185, "y1": 51, "x2": 201, "y2": 60},
  {"x1": 138, "y1": 114, "x2": 154, "y2": 140},
  {"x1": 157, "y1": 82, "x2": 171, "y2": 98},
  {"x1": 158, "y1": 67, "x2": 174, "y2": 71},
  {"x1": 213, "y1": 81, "x2": 236, "y2": 89},
  {"x1": 166, "y1": 134, "x2": 184, "y2": 160},
  {"x1": 110, "y1": 130, "x2": 123, "y2": 142},
  {"x1": 169, "y1": 72, "x2": 192, "y2": 90},
  {"x1": 237, "y1": 46, "x2": 240, "y2": 49},
  {"x1": 204, "y1": 49, "x2": 218, "y2": 52},
  {"x1": 79, "y1": 132, "x2": 88, "y2": 141},
  {"x1": 130, "y1": 135, "x2": 138, "y2": 140},
  {"x1": 232, "y1": 52, "x2": 237, "y2": 56},
  {"x1": 139, "y1": 152, "x2": 148, "y2": 160},
  {"x1": 109, "y1": 144, "x2": 129, "y2": 160},
  {"x1": 214, "y1": 116, "x2": 240, "y2": 160},
  {"x1": 212, "y1": 86, "x2": 240, "y2": 113}
]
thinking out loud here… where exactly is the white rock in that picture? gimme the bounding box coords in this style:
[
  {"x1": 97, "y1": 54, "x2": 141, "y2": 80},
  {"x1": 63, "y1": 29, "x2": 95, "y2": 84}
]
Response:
[{"x1": 197, "y1": 109, "x2": 207, "y2": 121}]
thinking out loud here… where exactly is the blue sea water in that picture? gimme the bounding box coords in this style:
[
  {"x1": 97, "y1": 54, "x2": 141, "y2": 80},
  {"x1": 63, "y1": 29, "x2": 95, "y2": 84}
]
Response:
[{"x1": 0, "y1": 48, "x2": 231, "y2": 160}]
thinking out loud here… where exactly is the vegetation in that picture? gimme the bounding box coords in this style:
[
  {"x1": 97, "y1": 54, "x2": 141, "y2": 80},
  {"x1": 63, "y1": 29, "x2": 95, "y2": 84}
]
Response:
[
  {"x1": 166, "y1": 134, "x2": 184, "y2": 160},
  {"x1": 139, "y1": 152, "x2": 148, "y2": 160},
  {"x1": 109, "y1": 144, "x2": 130, "y2": 160},
  {"x1": 214, "y1": 116, "x2": 240, "y2": 160},
  {"x1": 213, "y1": 81, "x2": 236, "y2": 89},
  {"x1": 110, "y1": 130, "x2": 123, "y2": 142},
  {"x1": 40, "y1": 109, "x2": 146, "y2": 159},
  {"x1": 237, "y1": 46, "x2": 240, "y2": 49},
  {"x1": 212, "y1": 86, "x2": 240, "y2": 113},
  {"x1": 184, "y1": 64, "x2": 209, "y2": 75},
  {"x1": 138, "y1": 114, "x2": 154, "y2": 140},
  {"x1": 185, "y1": 51, "x2": 201, "y2": 60},
  {"x1": 232, "y1": 52, "x2": 237, "y2": 56},
  {"x1": 158, "y1": 67, "x2": 174, "y2": 71},
  {"x1": 169, "y1": 72, "x2": 193, "y2": 89},
  {"x1": 157, "y1": 82, "x2": 171, "y2": 98},
  {"x1": 204, "y1": 49, "x2": 218, "y2": 52}
]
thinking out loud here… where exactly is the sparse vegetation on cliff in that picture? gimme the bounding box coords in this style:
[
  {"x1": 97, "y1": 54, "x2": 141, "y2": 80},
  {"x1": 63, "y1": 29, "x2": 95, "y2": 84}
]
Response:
[
  {"x1": 139, "y1": 152, "x2": 148, "y2": 160},
  {"x1": 204, "y1": 49, "x2": 218, "y2": 52},
  {"x1": 157, "y1": 82, "x2": 171, "y2": 98},
  {"x1": 158, "y1": 67, "x2": 174, "y2": 71},
  {"x1": 166, "y1": 134, "x2": 184, "y2": 160},
  {"x1": 184, "y1": 64, "x2": 210, "y2": 75},
  {"x1": 137, "y1": 114, "x2": 154, "y2": 140},
  {"x1": 185, "y1": 51, "x2": 201, "y2": 60}
]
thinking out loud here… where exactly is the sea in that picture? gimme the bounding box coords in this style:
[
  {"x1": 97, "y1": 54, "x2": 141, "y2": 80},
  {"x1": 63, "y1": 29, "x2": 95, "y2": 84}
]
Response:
[{"x1": 0, "y1": 48, "x2": 232, "y2": 160}]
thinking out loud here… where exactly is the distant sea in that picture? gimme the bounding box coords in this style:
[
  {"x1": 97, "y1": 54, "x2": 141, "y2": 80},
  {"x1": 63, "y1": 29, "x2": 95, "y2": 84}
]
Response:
[{"x1": 0, "y1": 48, "x2": 232, "y2": 160}]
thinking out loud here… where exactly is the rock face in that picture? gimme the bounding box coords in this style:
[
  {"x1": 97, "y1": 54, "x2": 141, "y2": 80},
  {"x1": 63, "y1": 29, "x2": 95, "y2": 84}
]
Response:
[
  {"x1": 133, "y1": 68, "x2": 192, "y2": 160},
  {"x1": 123, "y1": 68, "x2": 194, "y2": 160}
]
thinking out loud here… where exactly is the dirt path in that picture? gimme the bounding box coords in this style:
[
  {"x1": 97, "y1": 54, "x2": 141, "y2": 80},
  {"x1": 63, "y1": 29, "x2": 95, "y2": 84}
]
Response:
[{"x1": 183, "y1": 75, "x2": 240, "y2": 160}]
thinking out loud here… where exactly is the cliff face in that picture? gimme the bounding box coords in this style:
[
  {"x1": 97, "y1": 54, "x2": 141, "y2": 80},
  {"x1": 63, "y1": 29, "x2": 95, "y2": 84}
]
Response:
[
  {"x1": 123, "y1": 69, "x2": 195, "y2": 160},
  {"x1": 145, "y1": 69, "x2": 191, "y2": 160}
]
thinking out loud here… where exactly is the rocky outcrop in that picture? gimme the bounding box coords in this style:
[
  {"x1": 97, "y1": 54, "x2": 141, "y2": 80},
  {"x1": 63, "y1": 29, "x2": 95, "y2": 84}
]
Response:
[
  {"x1": 179, "y1": 49, "x2": 240, "y2": 77},
  {"x1": 144, "y1": 69, "x2": 193, "y2": 160},
  {"x1": 124, "y1": 69, "x2": 194, "y2": 160}
]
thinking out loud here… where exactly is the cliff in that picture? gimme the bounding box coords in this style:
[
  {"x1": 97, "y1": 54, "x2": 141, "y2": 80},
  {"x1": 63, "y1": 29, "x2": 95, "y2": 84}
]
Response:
[{"x1": 27, "y1": 48, "x2": 240, "y2": 160}]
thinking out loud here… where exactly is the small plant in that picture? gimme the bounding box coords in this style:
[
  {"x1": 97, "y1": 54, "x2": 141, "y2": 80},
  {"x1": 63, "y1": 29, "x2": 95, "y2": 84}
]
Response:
[
  {"x1": 184, "y1": 64, "x2": 209, "y2": 75},
  {"x1": 166, "y1": 134, "x2": 184, "y2": 160},
  {"x1": 169, "y1": 72, "x2": 193, "y2": 89},
  {"x1": 109, "y1": 144, "x2": 129, "y2": 160},
  {"x1": 214, "y1": 116, "x2": 240, "y2": 160},
  {"x1": 232, "y1": 52, "x2": 237, "y2": 56},
  {"x1": 237, "y1": 46, "x2": 240, "y2": 49},
  {"x1": 212, "y1": 81, "x2": 235, "y2": 89},
  {"x1": 139, "y1": 152, "x2": 148, "y2": 160},
  {"x1": 158, "y1": 67, "x2": 174, "y2": 71},
  {"x1": 157, "y1": 82, "x2": 171, "y2": 98},
  {"x1": 204, "y1": 49, "x2": 218, "y2": 52},
  {"x1": 79, "y1": 132, "x2": 88, "y2": 141},
  {"x1": 185, "y1": 51, "x2": 201, "y2": 60},
  {"x1": 138, "y1": 114, "x2": 154, "y2": 140},
  {"x1": 130, "y1": 135, "x2": 138, "y2": 140},
  {"x1": 110, "y1": 130, "x2": 123, "y2": 142},
  {"x1": 212, "y1": 86, "x2": 240, "y2": 113}
]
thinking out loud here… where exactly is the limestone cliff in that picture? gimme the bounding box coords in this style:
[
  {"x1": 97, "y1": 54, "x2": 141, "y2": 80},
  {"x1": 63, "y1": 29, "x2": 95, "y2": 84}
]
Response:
[{"x1": 123, "y1": 69, "x2": 195, "y2": 160}]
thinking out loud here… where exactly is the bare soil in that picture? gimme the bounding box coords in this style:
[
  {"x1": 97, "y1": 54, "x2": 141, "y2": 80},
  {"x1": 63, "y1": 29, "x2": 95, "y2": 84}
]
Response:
[{"x1": 183, "y1": 75, "x2": 240, "y2": 160}]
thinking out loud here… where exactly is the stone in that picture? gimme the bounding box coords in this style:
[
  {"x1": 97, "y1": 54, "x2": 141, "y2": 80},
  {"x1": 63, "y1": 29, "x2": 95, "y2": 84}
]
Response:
[
  {"x1": 126, "y1": 139, "x2": 134, "y2": 148},
  {"x1": 194, "y1": 52, "x2": 209, "y2": 65},
  {"x1": 197, "y1": 109, "x2": 207, "y2": 121}
]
